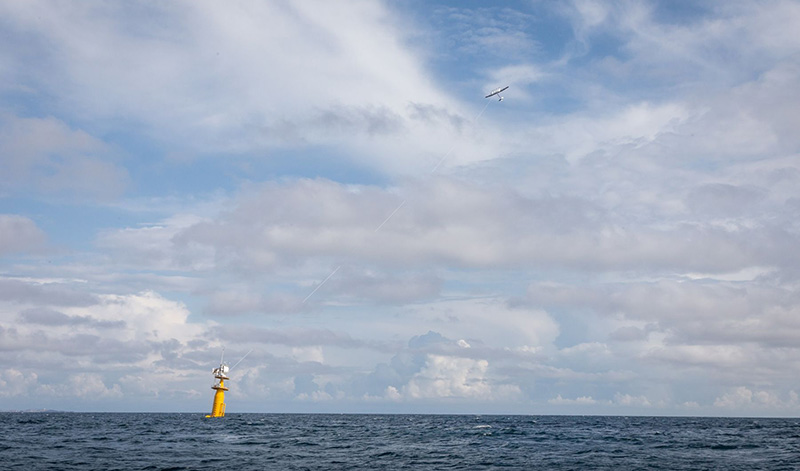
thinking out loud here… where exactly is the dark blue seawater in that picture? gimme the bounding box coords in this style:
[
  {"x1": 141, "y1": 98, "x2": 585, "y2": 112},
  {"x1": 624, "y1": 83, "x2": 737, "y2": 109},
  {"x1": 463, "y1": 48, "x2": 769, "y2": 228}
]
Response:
[{"x1": 2, "y1": 413, "x2": 799, "y2": 470}]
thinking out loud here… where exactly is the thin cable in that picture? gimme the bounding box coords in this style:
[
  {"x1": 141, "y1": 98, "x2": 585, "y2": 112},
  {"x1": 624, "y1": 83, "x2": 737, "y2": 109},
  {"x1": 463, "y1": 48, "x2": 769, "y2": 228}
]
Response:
[
  {"x1": 302, "y1": 264, "x2": 341, "y2": 303},
  {"x1": 429, "y1": 143, "x2": 458, "y2": 175},
  {"x1": 371, "y1": 100, "x2": 493, "y2": 235},
  {"x1": 303, "y1": 98, "x2": 495, "y2": 303},
  {"x1": 430, "y1": 100, "x2": 490, "y2": 175},
  {"x1": 230, "y1": 349, "x2": 253, "y2": 371},
  {"x1": 374, "y1": 199, "x2": 407, "y2": 233}
]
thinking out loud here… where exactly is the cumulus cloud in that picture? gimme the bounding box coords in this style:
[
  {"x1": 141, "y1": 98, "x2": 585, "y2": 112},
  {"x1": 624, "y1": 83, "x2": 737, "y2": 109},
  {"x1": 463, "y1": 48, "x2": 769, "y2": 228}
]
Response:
[
  {"x1": 713, "y1": 386, "x2": 799, "y2": 411},
  {"x1": 403, "y1": 355, "x2": 492, "y2": 399},
  {"x1": 291, "y1": 346, "x2": 324, "y2": 364},
  {"x1": 614, "y1": 392, "x2": 652, "y2": 407},
  {"x1": 0, "y1": 281, "x2": 214, "y2": 392},
  {"x1": 62, "y1": 373, "x2": 123, "y2": 399},
  {"x1": 548, "y1": 394, "x2": 598, "y2": 405},
  {"x1": 0, "y1": 369, "x2": 39, "y2": 397},
  {"x1": 350, "y1": 330, "x2": 528, "y2": 403}
]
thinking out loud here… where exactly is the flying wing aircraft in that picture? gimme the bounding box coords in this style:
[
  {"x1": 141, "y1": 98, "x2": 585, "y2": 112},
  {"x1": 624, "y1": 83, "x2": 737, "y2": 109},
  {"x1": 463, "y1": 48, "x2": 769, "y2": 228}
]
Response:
[{"x1": 485, "y1": 85, "x2": 509, "y2": 101}]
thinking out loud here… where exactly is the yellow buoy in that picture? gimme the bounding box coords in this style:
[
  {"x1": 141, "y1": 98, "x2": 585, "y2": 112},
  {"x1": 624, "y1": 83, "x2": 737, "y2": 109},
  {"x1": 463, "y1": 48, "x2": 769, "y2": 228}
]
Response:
[{"x1": 205, "y1": 354, "x2": 230, "y2": 418}]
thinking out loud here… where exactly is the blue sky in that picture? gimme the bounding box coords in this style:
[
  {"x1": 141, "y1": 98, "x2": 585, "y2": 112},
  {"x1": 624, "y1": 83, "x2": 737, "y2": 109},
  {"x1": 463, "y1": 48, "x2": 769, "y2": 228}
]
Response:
[{"x1": 2, "y1": 0, "x2": 800, "y2": 415}]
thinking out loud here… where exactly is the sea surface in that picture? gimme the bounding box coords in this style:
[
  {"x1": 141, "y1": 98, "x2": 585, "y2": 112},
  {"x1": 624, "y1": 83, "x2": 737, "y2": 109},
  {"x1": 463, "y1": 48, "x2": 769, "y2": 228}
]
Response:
[{"x1": 2, "y1": 413, "x2": 799, "y2": 470}]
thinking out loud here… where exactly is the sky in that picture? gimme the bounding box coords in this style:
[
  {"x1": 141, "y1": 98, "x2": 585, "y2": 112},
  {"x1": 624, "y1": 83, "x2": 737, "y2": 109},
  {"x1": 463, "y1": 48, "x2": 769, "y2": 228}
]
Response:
[{"x1": 1, "y1": 0, "x2": 799, "y2": 416}]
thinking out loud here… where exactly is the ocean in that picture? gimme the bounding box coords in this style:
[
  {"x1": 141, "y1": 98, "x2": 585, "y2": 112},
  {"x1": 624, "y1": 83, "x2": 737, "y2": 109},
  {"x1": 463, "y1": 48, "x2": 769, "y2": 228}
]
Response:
[{"x1": 2, "y1": 413, "x2": 798, "y2": 470}]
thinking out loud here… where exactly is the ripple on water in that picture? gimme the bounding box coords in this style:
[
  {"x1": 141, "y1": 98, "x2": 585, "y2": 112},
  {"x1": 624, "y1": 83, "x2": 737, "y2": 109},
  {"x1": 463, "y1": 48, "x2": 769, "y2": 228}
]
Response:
[{"x1": 1, "y1": 413, "x2": 799, "y2": 470}]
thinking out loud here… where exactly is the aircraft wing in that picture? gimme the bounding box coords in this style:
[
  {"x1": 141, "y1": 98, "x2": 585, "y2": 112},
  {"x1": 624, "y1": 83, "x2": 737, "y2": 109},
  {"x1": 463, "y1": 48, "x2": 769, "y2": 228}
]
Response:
[{"x1": 485, "y1": 86, "x2": 509, "y2": 98}]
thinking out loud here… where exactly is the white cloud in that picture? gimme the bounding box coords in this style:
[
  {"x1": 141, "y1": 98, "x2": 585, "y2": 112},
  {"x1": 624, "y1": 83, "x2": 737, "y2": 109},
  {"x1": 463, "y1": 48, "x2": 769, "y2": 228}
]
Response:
[
  {"x1": 614, "y1": 392, "x2": 651, "y2": 407},
  {"x1": 712, "y1": 386, "x2": 796, "y2": 410},
  {"x1": 0, "y1": 215, "x2": 47, "y2": 255},
  {"x1": 529, "y1": 101, "x2": 689, "y2": 164},
  {"x1": 296, "y1": 390, "x2": 335, "y2": 402},
  {"x1": 0, "y1": 281, "x2": 215, "y2": 388},
  {"x1": 487, "y1": 64, "x2": 545, "y2": 90},
  {"x1": 97, "y1": 214, "x2": 215, "y2": 271},
  {"x1": 291, "y1": 346, "x2": 325, "y2": 364},
  {"x1": 323, "y1": 267, "x2": 443, "y2": 304},
  {"x1": 0, "y1": 114, "x2": 128, "y2": 199},
  {"x1": 74, "y1": 291, "x2": 204, "y2": 343},
  {"x1": 384, "y1": 385, "x2": 402, "y2": 401},
  {"x1": 573, "y1": 0, "x2": 610, "y2": 28},
  {"x1": 403, "y1": 354, "x2": 492, "y2": 399},
  {"x1": 402, "y1": 298, "x2": 560, "y2": 351},
  {"x1": 97, "y1": 176, "x2": 790, "y2": 282},
  {"x1": 548, "y1": 394, "x2": 598, "y2": 405},
  {"x1": 527, "y1": 279, "x2": 800, "y2": 349},
  {"x1": 433, "y1": 6, "x2": 541, "y2": 60},
  {"x1": 559, "y1": 342, "x2": 610, "y2": 357},
  {"x1": 62, "y1": 373, "x2": 123, "y2": 399},
  {"x1": 0, "y1": 1, "x2": 487, "y2": 176},
  {"x1": 0, "y1": 369, "x2": 39, "y2": 397}
]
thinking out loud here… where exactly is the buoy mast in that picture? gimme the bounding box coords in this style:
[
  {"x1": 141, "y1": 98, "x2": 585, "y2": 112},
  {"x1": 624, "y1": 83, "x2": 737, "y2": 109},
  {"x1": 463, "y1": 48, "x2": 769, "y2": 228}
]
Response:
[{"x1": 205, "y1": 351, "x2": 229, "y2": 418}]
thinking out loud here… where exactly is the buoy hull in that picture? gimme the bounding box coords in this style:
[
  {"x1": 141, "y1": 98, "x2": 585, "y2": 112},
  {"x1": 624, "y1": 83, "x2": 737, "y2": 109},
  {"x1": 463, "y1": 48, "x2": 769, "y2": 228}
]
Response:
[{"x1": 207, "y1": 379, "x2": 227, "y2": 417}]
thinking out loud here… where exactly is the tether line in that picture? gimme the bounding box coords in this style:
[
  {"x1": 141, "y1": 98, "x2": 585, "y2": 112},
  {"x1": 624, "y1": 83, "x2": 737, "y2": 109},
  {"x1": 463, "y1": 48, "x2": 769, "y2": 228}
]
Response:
[{"x1": 302, "y1": 98, "x2": 495, "y2": 303}]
